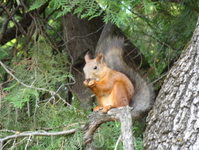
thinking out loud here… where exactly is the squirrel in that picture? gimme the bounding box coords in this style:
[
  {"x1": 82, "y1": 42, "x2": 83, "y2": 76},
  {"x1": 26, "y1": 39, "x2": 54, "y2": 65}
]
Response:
[{"x1": 83, "y1": 37, "x2": 154, "y2": 118}]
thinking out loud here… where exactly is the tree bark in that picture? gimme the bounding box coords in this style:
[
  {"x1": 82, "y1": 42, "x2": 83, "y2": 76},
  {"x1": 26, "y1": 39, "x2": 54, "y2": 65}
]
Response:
[
  {"x1": 83, "y1": 106, "x2": 134, "y2": 150},
  {"x1": 144, "y1": 17, "x2": 199, "y2": 150}
]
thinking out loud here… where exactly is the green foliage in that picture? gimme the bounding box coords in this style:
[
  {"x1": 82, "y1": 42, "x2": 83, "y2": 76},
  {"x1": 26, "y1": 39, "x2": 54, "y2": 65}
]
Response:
[
  {"x1": 1, "y1": 0, "x2": 199, "y2": 149},
  {"x1": 29, "y1": 0, "x2": 198, "y2": 79},
  {"x1": 4, "y1": 87, "x2": 39, "y2": 108},
  {"x1": 29, "y1": 0, "x2": 48, "y2": 11},
  {"x1": 2, "y1": 35, "x2": 71, "y2": 108},
  {"x1": 0, "y1": 48, "x2": 9, "y2": 60},
  {"x1": 0, "y1": 2, "x2": 82, "y2": 149},
  {"x1": 0, "y1": 100, "x2": 87, "y2": 149}
]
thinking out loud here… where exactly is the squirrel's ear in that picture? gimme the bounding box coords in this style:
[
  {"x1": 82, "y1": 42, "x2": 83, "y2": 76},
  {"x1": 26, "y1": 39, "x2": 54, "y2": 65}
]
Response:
[
  {"x1": 84, "y1": 52, "x2": 91, "y2": 62},
  {"x1": 96, "y1": 53, "x2": 104, "y2": 63}
]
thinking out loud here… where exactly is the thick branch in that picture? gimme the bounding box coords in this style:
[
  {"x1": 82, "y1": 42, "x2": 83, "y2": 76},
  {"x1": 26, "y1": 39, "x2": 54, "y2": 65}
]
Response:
[
  {"x1": 83, "y1": 106, "x2": 134, "y2": 150},
  {"x1": 83, "y1": 109, "x2": 118, "y2": 145}
]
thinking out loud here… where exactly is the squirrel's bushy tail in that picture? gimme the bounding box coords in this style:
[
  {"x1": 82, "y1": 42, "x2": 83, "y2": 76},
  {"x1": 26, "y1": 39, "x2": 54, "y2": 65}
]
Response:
[{"x1": 97, "y1": 37, "x2": 154, "y2": 119}]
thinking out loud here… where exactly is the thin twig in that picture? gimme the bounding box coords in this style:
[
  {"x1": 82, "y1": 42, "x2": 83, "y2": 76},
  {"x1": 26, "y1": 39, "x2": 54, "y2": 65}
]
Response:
[
  {"x1": 0, "y1": 61, "x2": 72, "y2": 106},
  {"x1": 25, "y1": 135, "x2": 31, "y2": 150},
  {"x1": 148, "y1": 72, "x2": 168, "y2": 86},
  {"x1": 0, "y1": 125, "x2": 85, "y2": 145},
  {"x1": 114, "y1": 134, "x2": 122, "y2": 150},
  {"x1": 8, "y1": 137, "x2": 27, "y2": 150}
]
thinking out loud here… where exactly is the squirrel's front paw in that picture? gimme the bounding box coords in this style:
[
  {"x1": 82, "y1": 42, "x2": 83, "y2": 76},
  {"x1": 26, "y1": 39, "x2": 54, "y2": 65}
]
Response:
[
  {"x1": 88, "y1": 80, "x2": 95, "y2": 87},
  {"x1": 83, "y1": 80, "x2": 89, "y2": 86}
]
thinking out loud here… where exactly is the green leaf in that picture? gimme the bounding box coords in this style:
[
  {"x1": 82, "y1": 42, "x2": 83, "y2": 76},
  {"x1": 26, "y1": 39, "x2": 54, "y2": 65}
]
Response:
[
  {"x1": 29, "y1": 0, "x2": 48, "y2": 11},
  {"x1": 4, "y1": 88, "x2": 39, "y2": 109},
  {"x1": 0, "y1": 48, "x2": 9, "y2": 60}
]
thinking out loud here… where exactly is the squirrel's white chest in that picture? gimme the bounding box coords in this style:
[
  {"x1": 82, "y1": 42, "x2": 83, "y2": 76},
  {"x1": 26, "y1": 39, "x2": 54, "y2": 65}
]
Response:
[{"x1": 97, "y1": 94, "x2": 114, "y2": 106}]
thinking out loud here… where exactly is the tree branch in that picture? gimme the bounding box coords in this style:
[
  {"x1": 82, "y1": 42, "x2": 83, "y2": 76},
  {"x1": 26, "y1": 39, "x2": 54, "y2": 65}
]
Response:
[
  {"x1": 83, "y1": 106, "x2": 134, "y2": 150},
  {"x1": 0, "y1": 126, "x2": 85, "y2": 148}
]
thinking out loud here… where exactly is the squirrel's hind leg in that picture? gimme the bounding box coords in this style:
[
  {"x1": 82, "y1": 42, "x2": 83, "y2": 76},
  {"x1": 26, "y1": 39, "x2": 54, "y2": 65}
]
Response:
[
  {"x1": 93, "y1": 105, "x2": 114, "y2": 113},
  {"x1": 102, "y1": 105, "x2": 114, "y2": 113},
  {"x1": 112, "y1": 82, "x2": 130, "y2": 107},
  {"x1": 93, "y1": 106, "x2": 103, "y2": 112}
]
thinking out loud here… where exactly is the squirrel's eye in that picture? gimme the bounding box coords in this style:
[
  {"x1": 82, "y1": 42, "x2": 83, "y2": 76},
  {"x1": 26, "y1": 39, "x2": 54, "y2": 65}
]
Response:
[{"x1": 93, "y1": 66, "x2": 97, "y2": 70}]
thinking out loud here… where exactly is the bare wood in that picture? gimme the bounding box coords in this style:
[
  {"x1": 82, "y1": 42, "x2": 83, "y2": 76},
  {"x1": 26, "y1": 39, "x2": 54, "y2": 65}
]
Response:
[
  {"x1": 119, "y1": 106, "x2": 134, "y2": 150},
  {"x1": 83, "y1": 106, "x2": 134, "y2": 150},
  {"x1": 0, "y1": 126, "x2": 85, "y2": 149}
]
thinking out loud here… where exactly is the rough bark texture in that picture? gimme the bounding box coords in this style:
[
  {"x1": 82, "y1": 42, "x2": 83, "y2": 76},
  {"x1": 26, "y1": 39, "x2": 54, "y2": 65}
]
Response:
[
  {"x1": 144, "y1": 17, "x2": 199, "y2": 149},
  {"x1": 83, "y1": 106, "x2": 134, "y2": 150}
]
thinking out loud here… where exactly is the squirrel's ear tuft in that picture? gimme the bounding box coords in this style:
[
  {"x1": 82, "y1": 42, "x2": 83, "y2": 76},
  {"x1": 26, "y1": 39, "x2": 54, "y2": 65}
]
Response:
[
  {"x1": 96, "y1": 53, "x2": 103, "y2": 63},
  {"x1": 84, "y1": 52, "x2": 91, "y2": 62}
]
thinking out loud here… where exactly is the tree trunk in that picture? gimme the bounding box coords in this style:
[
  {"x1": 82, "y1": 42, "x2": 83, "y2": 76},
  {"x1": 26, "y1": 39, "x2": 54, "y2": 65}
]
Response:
[
  {"x1": 62, "y1": 13, "x2": 103, "y2": 107},
  {"x1": 143, "y1": 17, "x2": 199, "y2": 150}
]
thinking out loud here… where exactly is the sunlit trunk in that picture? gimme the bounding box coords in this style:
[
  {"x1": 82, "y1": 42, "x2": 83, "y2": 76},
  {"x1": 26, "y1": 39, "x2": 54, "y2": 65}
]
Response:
[{"x1": 144, "y1": 17, "x2": 199, "y2": 150}]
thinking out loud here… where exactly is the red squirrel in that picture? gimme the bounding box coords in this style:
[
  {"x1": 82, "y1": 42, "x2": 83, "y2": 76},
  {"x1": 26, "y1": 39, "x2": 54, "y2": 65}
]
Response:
[
  {"x1": 83, "y1": 37, "x2": 153, "y2": 117},
  {"x1": 83, "y1": 53, "x2": 134, "y2": 113}
]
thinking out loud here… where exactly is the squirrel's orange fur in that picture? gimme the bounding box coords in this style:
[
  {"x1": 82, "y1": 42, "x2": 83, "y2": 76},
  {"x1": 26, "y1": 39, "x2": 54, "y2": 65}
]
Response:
[{"x1": 83, "y1": 53, "x2": 134, "y2": 113}]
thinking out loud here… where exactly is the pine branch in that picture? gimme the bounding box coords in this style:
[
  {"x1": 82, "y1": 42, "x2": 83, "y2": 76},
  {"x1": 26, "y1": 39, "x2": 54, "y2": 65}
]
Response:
[{"x1": 0, "y1": 60, "x2": 73, "y2": 107}]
